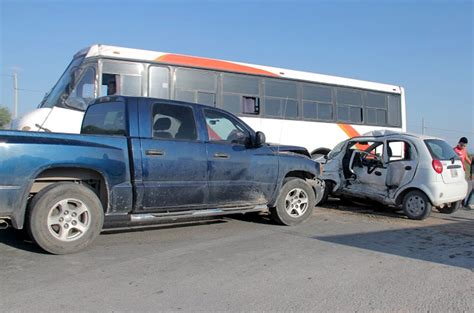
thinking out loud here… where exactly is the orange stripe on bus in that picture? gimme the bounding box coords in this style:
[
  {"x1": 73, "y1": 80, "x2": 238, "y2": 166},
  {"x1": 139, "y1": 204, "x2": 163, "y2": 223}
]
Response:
[
  {"x1": 338, "y1": 124, "x2": 369, "y2": 149},
  {"x1": 337, "y1": 123, "x2": 360, "y2": 138},
  {"x1": 156, "y1": 54, "x2": 279, "y2": 77}
]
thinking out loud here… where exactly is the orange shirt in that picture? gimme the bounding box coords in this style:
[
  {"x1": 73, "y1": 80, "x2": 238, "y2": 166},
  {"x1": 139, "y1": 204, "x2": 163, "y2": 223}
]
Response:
[{"x1": 454, "y1": 146, "x2": 472, "y2": 171}]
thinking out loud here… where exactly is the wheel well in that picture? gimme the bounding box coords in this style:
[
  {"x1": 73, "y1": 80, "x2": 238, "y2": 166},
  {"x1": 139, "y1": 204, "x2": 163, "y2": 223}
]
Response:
[
  {"x1": 285, "y1": 171, "x2": 315, "y2": 180},
  {"x1": 310, "y1": 148, "x2": 331, "y2": 158},
  {"x1": 395, "y1": 187, "x2": 431, "y2": 206},
  {"x1": 31, "y1": 168, "x2": 108, "y2": 211}
]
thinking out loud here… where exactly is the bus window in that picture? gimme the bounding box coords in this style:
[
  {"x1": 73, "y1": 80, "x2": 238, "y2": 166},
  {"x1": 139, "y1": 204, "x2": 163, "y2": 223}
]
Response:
[
  {"x1": 149, "y1": 66, "x2": 170, "y2": 99},
  {"x1": 302, "y1": 84, "x2": 334, "y2": 121},
  {"x1": 40, "y1": 56, "x2": 85, "y2": 109},
  {"x1": 387, "y1": 95, "x2": 401, "y2": 127},
  {"x1": 65, "y1": 67, "x2": 96, "y2": 110},
  {"x1": 264, "y1": 79, "x2": 298, "y2": 118},
  {"x1": 101, "y1": 60, "x2": 143, "y2": 97},
  {"x1": 336, "y1": 88, "x2": 363, "y2": 123},
  {"x1": 175, "y1": 68, "x2": 217, "y2": 106},
  {"x1": 366, "y1": 92, "x2": 387, "y2": 126},
  {"x1": 222, "y1": 74, "x2": 260, "y2": 115}
]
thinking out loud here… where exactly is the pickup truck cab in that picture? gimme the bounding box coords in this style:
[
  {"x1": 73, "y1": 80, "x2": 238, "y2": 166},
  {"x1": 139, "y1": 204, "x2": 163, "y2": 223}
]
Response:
[{"x1": 0, "y1": 96, "x2": 323, "y2": 254}]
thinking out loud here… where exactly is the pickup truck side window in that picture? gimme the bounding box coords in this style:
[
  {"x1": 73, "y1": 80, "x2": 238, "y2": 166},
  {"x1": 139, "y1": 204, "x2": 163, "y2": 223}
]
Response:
[
  {"x1": 204, "y1": 109, "x2": 250, "y2": 145},
  {"x1": 152, "y1": 103, "x2": 197, "y2": 140},
  {"x1": 81, "y1": 102, "x2": 126, "y2": 136}
]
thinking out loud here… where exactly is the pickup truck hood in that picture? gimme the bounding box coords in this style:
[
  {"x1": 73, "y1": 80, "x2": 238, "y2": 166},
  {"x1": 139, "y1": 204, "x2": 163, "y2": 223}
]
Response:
[{"x1": 267, "y1": 143, "x2": 311, "y2": 158}]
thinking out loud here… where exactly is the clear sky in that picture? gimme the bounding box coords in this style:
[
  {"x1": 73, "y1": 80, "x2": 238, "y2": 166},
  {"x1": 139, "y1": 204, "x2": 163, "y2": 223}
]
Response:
[{"x1": 1, "y1": 0, "x2": 473, "y2": 148}]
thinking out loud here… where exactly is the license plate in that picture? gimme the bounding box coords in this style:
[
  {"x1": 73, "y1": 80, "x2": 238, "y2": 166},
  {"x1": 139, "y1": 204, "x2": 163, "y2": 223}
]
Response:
[{"x1": 451, "y1": 169, "x2": 458, "y2": 178}]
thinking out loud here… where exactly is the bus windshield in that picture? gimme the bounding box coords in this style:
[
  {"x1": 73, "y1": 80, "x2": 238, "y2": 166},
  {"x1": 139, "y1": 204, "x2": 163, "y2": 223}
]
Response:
[{"x1": 40, "y1": 56, "x2": 85, "y2": 108}]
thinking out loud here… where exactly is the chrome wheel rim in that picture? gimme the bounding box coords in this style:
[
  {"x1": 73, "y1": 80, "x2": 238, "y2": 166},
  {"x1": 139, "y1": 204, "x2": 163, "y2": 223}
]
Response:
[
  {"x1": 285, "y1": 188, "x2": 309, "y2": 218},
  {"x1": 47, "y1": 199, "x2": 91, "y2": 241},
  {"x1": 406, "y1": 195, "x2": 426, "y2": 216}
]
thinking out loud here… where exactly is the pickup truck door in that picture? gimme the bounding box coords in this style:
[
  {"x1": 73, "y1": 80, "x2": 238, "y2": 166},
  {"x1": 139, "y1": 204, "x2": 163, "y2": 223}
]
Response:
[
  {"x1": 202, "y1": 108, "x2": 278, "y2": 207},
  {"x1": 136, "y1": 101, "x2": 208, "y2": 211}
]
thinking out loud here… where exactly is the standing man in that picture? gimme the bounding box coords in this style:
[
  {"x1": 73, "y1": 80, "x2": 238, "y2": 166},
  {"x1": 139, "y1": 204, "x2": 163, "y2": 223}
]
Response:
[
  {"x1": 454, "y1": 137, "x2": 472, "y2": 172},
  {"x1": 454, "y1": 137, "x2": 473, "y2": 208}
]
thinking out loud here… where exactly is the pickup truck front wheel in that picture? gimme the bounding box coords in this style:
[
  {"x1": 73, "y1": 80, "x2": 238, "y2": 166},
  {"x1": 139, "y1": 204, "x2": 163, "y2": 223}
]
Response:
[
  {"x1": 27, "y1": 182, "x2": 104, "y2": 255},
  {"x1": 270, "y1": 178, "x2": 315, "y2": 226}
]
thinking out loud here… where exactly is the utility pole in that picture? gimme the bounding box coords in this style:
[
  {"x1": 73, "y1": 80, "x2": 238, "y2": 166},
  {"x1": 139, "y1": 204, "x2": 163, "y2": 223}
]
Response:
[
  {"x1": 13, "y1": 72, "x2": 18, "y2": 120},
  {"x1": 421, "y1": 117, "x2": 425, "y2": 135}
]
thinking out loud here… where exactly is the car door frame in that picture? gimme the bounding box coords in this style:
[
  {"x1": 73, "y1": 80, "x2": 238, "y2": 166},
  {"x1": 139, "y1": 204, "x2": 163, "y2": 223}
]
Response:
[{"x1": 134, "y1": 99, "x2": 209, "y2": 212}]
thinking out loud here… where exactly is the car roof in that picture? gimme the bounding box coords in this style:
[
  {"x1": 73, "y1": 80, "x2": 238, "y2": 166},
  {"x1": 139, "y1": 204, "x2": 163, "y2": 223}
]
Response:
[{"x1": 351, "y1": 130, "x2": 442, "y2": 142}]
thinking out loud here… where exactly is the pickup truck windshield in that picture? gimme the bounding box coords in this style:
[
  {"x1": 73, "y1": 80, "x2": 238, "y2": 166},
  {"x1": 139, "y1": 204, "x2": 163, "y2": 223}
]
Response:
[{"x1": 81, "y1": 102, "x2": 127, "y2": 136}]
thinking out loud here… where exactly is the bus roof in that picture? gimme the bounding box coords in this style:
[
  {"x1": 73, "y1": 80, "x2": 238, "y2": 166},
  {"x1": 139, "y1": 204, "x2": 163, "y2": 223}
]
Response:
[{"x1": 82, "y1": 44, "x2": 402, "y2": 94}]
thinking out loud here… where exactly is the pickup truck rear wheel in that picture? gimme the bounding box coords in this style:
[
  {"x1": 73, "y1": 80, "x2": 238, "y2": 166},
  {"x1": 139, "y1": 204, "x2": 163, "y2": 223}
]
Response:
[
  {"x1": 402, "y1": 190, "x2": 432, "y2": 220},
  {"x1": 27, "y1": 182, "x2": 104, "y2": 254},
  {"x1": 270, "y1": 178, "x2": 315, "y2": 226}
]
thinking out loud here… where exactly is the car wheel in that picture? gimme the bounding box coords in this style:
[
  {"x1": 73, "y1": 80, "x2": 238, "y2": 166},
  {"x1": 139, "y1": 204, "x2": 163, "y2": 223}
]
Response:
[
  {"x1": 437, "y1": 201, "x2": 461, "y2": 214},
  {"x1": 270, "y1": 178, "x2": 315, "y2": 226},
  {"x1": 402, "y1": 190, "x2": 432, "y2": 220},
  {"x1": 27, "y1": 182, "x2": 104, "y2": 255},
  {"x1": 318, "y1": 180, "x2": 333, "y2": 205}
]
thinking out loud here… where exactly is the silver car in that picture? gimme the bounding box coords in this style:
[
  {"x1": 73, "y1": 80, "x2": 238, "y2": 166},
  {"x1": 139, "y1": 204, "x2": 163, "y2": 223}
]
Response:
[{"x1": 318, "y1": 131, "x2": 468, "y2": 220}]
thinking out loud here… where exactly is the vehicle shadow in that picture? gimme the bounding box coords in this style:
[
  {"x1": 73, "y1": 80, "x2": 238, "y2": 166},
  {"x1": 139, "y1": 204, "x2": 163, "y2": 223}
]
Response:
[
  {"x1": 0, "y1": 228, "x2": 47, "y2": 254},
  {"x1": 315, "y1": 219, "x2": 474, "y2": 270},
  {"x1": 321, "y1": 197, "x2": 408, "y2": 219},
  {"x1": 0, "y1": 219, "x2": 228, "y2": 254},
  {"x1": 101, "y1": 219, "x2": 228, "y2": 235}
]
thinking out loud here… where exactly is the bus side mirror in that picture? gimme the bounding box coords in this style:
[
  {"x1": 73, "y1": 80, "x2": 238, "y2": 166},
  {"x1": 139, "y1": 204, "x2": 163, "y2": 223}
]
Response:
[{"x1": 255, "y1": 131, "x2": 266, "y2": 147}]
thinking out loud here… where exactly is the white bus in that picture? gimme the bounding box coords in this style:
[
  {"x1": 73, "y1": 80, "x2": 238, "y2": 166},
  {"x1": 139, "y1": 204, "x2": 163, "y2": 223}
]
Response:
[{"x1": 14, "y1": 44, "x2": 405, "y2": 157}]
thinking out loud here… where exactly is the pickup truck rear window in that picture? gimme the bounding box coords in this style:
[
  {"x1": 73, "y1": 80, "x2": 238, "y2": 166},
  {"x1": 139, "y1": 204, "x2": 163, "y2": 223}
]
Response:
[
  {"x1": 424, "y1": 139, "x2": 459, "y2": 161},
  {"x1": 81, "y1": 102, "x2": 127, "y2": 136}
]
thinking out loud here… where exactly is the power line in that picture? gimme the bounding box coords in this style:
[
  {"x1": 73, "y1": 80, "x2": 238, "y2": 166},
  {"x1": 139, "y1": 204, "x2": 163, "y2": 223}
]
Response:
[
  {"x1": 424, "y1": 126, "x2": 474, "y2": 135},
  {"x1": 16, "y1": 88, "x2": 45, "y2": 93}
]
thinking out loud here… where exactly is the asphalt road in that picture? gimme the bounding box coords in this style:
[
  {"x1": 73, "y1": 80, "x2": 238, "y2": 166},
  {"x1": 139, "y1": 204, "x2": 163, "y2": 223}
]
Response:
[{"x1": 1, "y1": 201, "x2": 473, "y2": 312}]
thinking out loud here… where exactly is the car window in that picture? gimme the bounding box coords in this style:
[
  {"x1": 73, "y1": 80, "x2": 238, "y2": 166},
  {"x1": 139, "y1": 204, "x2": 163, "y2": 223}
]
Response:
[
  {"x1": 327, "y1": 140, "x2": 346, "y2": 159},
  {"x1": 424, "y1": 139, "x2": 459, "y2": 161},
  {"x1": 81, "y1": 102, "x2": 126, "y2": 136},
  {"x1": 204, "y1": 109, "x2": 250, "y2": 144},
  {"x1": 388, "y1": 141, "x2": 413, "y2": 162},
  {"x1": 152, "y1": 103, "x2": 197, "y2": 140}
]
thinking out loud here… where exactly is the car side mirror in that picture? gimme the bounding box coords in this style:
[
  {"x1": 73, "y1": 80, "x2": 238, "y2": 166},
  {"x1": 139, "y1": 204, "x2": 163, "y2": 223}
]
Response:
[{"x1": 255, "y1": 131, "x2": 266, "y2": 147}]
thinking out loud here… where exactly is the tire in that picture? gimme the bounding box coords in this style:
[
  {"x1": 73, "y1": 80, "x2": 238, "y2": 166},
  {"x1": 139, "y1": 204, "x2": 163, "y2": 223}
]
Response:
[
  {"x1": 402, "y1": 190, "x2": 432, "y2": 220},
  {"x1": 438, "y1": 201, "x2": 461, "y2": 214},
  {"x1": 318, "y1": 180, "x2": 333, "y2": 205},
  {"x1": 27, "y1": 182, "x2": 104, "y2": 254},
  {"x1": 270, "y1": 178, "x2": 316, "y2": 226}
]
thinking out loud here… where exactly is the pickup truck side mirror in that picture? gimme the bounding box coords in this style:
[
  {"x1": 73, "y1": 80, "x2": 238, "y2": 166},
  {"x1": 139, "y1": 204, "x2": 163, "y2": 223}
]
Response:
[{"x1": 255, "y1": 131, "x2": 266, "y2": 147}]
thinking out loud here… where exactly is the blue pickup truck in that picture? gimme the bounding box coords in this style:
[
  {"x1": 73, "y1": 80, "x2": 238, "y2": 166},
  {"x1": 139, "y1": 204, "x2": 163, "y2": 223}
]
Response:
[{"x1": 0, "y1": 96, "x2": 323, "y2": 254}]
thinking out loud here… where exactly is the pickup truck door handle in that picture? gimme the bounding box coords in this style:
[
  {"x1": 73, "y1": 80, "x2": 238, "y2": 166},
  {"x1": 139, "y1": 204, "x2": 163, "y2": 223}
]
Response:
[
  {"x1": 213, "y1": 153, "x2": 229, "y2": 159},
  {"x1": 405, "y1": 166, "x2": 412, "y2": 171},
  {"x1": 145, "y1": 149, "x2": 165, "y2": 156}
]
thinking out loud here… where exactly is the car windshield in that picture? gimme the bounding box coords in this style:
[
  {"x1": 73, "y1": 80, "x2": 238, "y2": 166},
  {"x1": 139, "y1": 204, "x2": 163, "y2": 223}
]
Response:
[
  {"x1": 327, "y1": 140, "x2": 346, "y2": 159},
  {"x1": 39, "y1": 56, "x2": 85, "y2": 108},
  {"x1": 424, "y1": 139, "x2": 459, "y2": 160}
]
